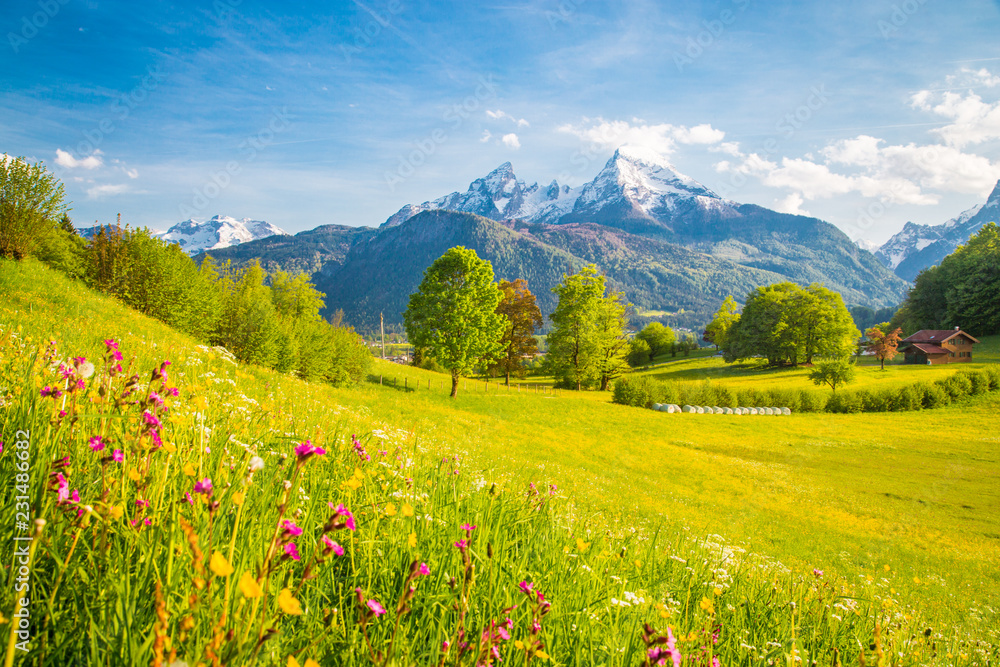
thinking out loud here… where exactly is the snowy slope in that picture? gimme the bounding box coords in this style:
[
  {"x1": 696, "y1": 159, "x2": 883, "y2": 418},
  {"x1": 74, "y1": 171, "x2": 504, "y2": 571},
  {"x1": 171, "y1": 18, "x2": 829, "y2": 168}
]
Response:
[
  {"x1": 381, "y1": 145, "x2": 723, "y2": 229},
  {"x1": 157, "y1": 215, "x2": 287, "y2": 254}
]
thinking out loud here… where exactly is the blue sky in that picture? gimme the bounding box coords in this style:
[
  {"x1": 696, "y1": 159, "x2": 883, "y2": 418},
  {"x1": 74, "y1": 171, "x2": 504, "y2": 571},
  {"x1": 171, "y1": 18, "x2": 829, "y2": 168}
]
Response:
[{"x1": 2, "y1": 0, "x2": 1000, "y2": 244}]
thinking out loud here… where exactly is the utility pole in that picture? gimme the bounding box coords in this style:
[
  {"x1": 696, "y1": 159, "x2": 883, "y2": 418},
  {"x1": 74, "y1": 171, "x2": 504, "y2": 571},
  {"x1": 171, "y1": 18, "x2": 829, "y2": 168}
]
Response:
[{"x1": 380, "y1": 312, "x2": 385, "y2": 359}]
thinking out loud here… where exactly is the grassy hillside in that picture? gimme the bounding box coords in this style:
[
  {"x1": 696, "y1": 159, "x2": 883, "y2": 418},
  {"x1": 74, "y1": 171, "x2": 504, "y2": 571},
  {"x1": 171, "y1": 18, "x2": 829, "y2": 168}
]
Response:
[{"x1": 1, "y1": 259, "x2": 997, "y2": 665}]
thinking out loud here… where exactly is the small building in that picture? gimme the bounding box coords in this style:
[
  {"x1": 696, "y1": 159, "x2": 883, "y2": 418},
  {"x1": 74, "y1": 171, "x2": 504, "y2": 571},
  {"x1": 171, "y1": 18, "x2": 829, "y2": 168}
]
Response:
[{"x1": 899, "y1": 327, "x2": 979, "y2": 365}]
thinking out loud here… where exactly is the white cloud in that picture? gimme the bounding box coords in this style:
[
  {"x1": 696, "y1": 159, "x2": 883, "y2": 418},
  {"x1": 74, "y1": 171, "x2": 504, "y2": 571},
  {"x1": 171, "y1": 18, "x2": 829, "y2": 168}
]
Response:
[
  {"x1": 773, "y1": 193, "x2": 809, "y2": 216},
  {"x1": 55, "y1": 148, "x2": 103, "y2": 170},
  {"x1": 822, "y1": 135, "x2": 883, "y2": 167},
  {"x1": 501, "y1": 133, "x2": 521, "y2": 150},
  {"x1": 557, "y1": 117, "x2": 726, "y2": 156},
  {"x1": 762, "y1": 158, "x2": 856, "y2": 200},
  {"x1": 87, "y1": 183, "x2": 129, "y2": 199},
  {"x1": 125, "y1": 168, "x2": 139, "y2": 179},
  {"x1": 911, "y1": 83, "x2": 1000, "y2": 148},
  {"x1": 486, "y1": 109, "x2": 529, "y2": 127},
  {"x1": 480, "y1": 130, "x2": 492, "y2": 143}
]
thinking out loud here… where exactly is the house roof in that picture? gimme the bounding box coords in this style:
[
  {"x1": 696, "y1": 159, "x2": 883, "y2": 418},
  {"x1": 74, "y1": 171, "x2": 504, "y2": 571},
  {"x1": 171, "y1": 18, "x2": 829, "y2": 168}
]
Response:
[
  {"x1": 901, "y1": 342, "x2": 949, "y2": 355},
  {"x1": 902, "y1": 329, "x2": 980, "y2": 344}
]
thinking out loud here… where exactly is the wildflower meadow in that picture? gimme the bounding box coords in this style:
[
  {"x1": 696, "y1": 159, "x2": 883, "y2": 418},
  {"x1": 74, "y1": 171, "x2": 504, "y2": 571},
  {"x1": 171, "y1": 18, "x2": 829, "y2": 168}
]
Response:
[{"x1": 0, "y1": 259, "x2": 997, "y2": 666}]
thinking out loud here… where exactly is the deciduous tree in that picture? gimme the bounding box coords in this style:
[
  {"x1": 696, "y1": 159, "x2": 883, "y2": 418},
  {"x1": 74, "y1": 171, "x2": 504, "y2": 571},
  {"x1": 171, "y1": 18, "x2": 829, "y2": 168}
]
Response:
[
  {"x1": 635, "y1": 322, "x2": 675, "y2": 359},
  {"x1": 809, "y1": 358, "x2": 856, "y2": 393},
  {"x1": 0, "y1": 155, "x2": 68, "y2": 260},
  {"x1": 490, "y1": 279, "x2": 543, "y2": 385},
  {"x1": 404, "y1": 246, "x2": 505, "y2": 397},
  {"x1": 703, "y1": 296, "x2": 739, "y2": 350},
  {"x1": 864, "y1": 324, "x2": 903, "y2": 370}
]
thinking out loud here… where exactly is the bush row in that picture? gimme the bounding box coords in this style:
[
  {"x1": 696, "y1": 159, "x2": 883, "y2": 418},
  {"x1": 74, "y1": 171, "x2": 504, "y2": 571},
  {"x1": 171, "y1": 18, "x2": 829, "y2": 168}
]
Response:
[
  {"x1": 613, "y1": 366, "x2": 1000, "y2": 415},
  {"x1": 825, "y1": 367, "x2": 1000, "y2": 413}
]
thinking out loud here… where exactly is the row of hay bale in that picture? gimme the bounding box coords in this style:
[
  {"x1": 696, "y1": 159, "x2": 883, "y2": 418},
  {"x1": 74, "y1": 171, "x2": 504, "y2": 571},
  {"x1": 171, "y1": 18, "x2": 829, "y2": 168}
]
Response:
[{"x1": 652, "y1": 404, "x2": 792, "y2": 415}]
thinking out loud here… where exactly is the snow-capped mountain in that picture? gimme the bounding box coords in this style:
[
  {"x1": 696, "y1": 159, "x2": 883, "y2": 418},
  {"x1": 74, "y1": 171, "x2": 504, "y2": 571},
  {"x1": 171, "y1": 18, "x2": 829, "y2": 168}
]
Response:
[
  {"x1": 382, "y1": 162, "x2": 580, "y2": 227},
  {"x1": 854, "y1": 238, "x2": 882, "y2": 253},
  {"x1": 382, "y1": 145, "x2": 725, "y2": 230},
  {"x1": 157, "y1": 215, "x2": 287, "y2": 254},
  {"x1": 876, "y1": 180, "x2": 1000, "y2": 281}
]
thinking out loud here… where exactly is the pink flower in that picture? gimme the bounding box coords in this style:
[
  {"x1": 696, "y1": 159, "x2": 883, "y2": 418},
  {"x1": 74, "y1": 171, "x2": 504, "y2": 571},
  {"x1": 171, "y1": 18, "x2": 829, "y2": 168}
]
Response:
[
  {"x1": 281, "y1": 520, "x2": 303, "y2": 536},
  {"x1": 142, "y1": 411, "x2": 161, "y2": 430},
  {"x1": 441, "y1": 640, "x2": 451, "y2": 652},
  {"x1": 328, "y1": 502, "x2": 357, "y2": 531},
  {"x1": 321, "y1": 535, "x2": 345, "y2": 556},
  {"x1": 460, "y1": 523, "x2": 477, "y2": 533},
  {"x1": 366, "y1": 599, "x2": 387, "y2": 616},
  {"x1": 518, "y1": 581, "x2": 534, "y2": 595},
  {"x1": 136, "y1": 499, "x2": 149, "y2": 508},
  {"x1": 193, "y1": 478, "x2": 213, "y2": 495},
  {"x1": 418, "y1": 562, "x2": 430, "y2": 576},
  {"x1": 70, "y1": 489, "x2": 80, "y2": 503},
  {"x1": 112, "y1": 449, "x2": 124, "y2": 463},
  {"x1": 284, "y1": 542, "x2": 301, "y2": 560},
  {"x1": 454, "y1": 539, "x2": 468, "y2": 551},
  {"x1": 294, "y1": 440, "x2": 326, "y2": 459},
  {"x1": 813, "y1": 568, "x2": 824, "y2": 578},
  {"x1": 185, "y1": 492, "x2": 193, "y2": 505},
  {"x1": 88, "y1": 436, "x2": 105, "y2": 452}
]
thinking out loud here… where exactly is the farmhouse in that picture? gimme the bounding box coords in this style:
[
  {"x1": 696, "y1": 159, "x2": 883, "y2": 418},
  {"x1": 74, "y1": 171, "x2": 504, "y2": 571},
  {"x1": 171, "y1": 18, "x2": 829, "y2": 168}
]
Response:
[{"x1": 898, "y1": 327, "x2": 979, "y2": 365}]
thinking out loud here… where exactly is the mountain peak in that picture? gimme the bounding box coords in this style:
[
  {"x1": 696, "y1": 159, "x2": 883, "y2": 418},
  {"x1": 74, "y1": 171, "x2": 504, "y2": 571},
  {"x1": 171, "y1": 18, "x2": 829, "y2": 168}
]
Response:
[
  {"x1": 987, "y1": 179, "x2": 1000, "y2": 207},
  {"x1": 612, "y1": 144, "x2": 675, "y2": 169},
  {"x1": 158, "y1": 215, "x2": 287, "y2": 254}
]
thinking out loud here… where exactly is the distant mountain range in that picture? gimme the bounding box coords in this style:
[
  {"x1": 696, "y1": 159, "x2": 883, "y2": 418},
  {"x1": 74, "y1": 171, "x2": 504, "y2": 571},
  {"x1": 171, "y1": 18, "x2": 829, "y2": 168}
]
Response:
[
  {"x1": 201, "y1": 146, "x2": 909, "y2": 331},
  {"x1": 78, "y1": 215, "x2": 288, "y2": 255},
  {"x1": 874, "y1": 180, "x2": 1000, "y2": 281}
]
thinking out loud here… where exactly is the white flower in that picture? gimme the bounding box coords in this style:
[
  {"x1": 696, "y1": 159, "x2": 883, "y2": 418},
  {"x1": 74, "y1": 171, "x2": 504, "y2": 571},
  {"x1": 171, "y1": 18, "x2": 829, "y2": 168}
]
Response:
[{"x1": 248, "y1": 456, "x2": 265, "y2": 472}]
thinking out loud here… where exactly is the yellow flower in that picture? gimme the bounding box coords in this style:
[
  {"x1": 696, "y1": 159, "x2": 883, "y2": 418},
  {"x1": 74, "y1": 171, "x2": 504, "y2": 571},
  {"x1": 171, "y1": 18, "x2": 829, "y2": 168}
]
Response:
[
  {"x1": 232, "y1": 491, "x2": 245, "y2": 506},
  {"x1": 210, "y1": 551, "x2": 234, "y2": 577},
  {"x1": 238, "y1": 572, "x2": 262, "y2": 599},
  {"x1": 342, "y1": 476, "x2": 362, "y2": 491},
  {"x1": 883, "y1": 564, "x2": 891, "y2": 572},
  {"x1": 699, "y1": 597, "x2": 715, "y2": 614},
  {"x1": 408, "y1": 532, "x2": 417, "y2": 548},
  {"x1": 634, "y1": 559, "x2": 642, "y2": 568},
  {"x1": 913, "y1": 577, "x2": 921, "y2": 585},
  {"x1": 183, "y1": 463, "x2": 196, "y2": 477},
  {"x1": 384, "y1": 503, "x2": 397, "y2": 517},
  {"x1": 192, "y1": 395, "x2": 208, "y2": 410},
  {"x1": 162, "y1": 441, "x2": 177, "y2": 454},
  {"x1": 514, "y1": 640, "x2": 524, "y2": 650},
  {"x1": 535, "y1": 650, "x2": 549, "y2": 660},
  {"x1": 277, "y1": 587, "x2": 303, "y2": 615},
  {"x1": 304, "y1": 660, "x2": 320, "y2": 667},
  {"x1": 576, "y1": 538, "x2": 590, "y2": 552},
  {"x1": 353, "y1": 467, "x2": 365, "y2": 480},
  {"x1": 713, "y1": 587, "x2": 723, "y2": 596},
  {"x1": 287, "y1": 658, "x2": 300, "y2": 667},
  {"x1": 401, "y1": 503, "x2": 414, "y2": 517},
  {"x1": 128, "y1": 468, "x2": 142, "y2": 482},
  {"x1": 109, "y1": 505, "x2": 124, "y2": 520}
]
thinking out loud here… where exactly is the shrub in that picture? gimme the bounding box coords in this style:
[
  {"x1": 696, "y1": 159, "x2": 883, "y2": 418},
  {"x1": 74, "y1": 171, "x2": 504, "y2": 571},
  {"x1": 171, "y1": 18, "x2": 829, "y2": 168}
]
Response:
[
  {"x1": 961, "y1": 370, "x2": 989, "y2": 395},
  {"x1": 939, "y1": 373, "x2": 972, "y2": 400},
  {"x1": 797, "y1": 389, "x2": 827, "y2": 413},
  {"x1": 612, "y1": 376, "x2": 657, "y2": 408},
  {"x1": 826, "y1": 391, "x2": 863, "y2": 414},
  {"x1": 920, "y1": 383, "x2": 950, "y2": 409},
  {"x1": 986, "y1": 365, "x2": 1000, "y2": 391},
  {"x1": 891, "y1": 384, "x2": 923, "y2": 412},
  {"x1": 737, "y1": 388, "x2": 764, "y2": 408}
]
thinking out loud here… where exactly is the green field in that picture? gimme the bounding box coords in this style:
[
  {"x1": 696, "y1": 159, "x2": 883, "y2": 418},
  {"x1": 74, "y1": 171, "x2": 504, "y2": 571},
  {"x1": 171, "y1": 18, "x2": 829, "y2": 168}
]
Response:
[{"x1": 2, "y1": 258, "x2": 998, "y2": 665}]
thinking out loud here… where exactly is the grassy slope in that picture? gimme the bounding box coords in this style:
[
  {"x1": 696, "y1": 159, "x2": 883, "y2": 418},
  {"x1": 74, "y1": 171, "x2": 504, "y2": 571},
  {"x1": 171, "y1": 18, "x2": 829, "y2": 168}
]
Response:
[{"x1": 3, "y1": 259, "x2": 998, "y2": 637}]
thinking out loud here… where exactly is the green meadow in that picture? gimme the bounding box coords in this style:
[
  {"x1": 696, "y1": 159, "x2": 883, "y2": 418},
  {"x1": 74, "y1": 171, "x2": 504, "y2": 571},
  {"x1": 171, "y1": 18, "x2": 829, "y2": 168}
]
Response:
[{"x1": 1, "y1": 258, "x2": 998, "y2": 665}]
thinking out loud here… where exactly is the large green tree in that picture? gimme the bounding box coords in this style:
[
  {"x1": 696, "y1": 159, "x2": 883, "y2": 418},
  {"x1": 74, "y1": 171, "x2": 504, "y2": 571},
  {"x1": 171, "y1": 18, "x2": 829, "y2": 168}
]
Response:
[
  {"x1": 489, "y1": 278, "x2": 543, "y2": 385},
  {"x1": 722, "y1": 282, "x2": 858, "y2": 366},
  {"x1": 635, "y1": 322, "x2": 675, "y2": 359},
  {"x1": 703, "y1": 295, "x2": 739, "y2": 350},
  {"x1": 404, "y1": 246, "x2": 505, "y2": 397},
  {"x1": 547, "y1": 264, "x2": 630, "y2": 390},
  {"x1": 0, "y1": 155, "x2": 68, "y2": 260}
]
